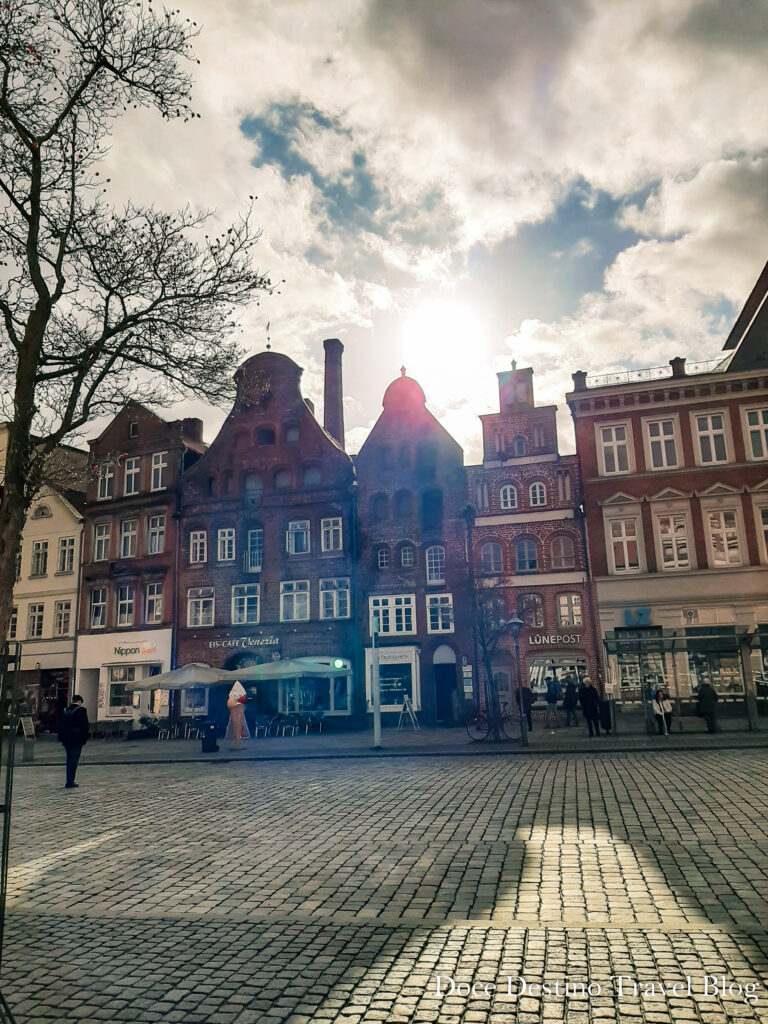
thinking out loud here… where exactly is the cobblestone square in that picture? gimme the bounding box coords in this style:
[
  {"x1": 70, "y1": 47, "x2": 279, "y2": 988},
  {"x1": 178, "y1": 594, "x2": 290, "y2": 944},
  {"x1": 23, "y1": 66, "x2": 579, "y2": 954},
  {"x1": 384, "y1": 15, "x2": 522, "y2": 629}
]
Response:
[{"x1": 4, "y1": 750, "x2": 768, "y2": 1023}]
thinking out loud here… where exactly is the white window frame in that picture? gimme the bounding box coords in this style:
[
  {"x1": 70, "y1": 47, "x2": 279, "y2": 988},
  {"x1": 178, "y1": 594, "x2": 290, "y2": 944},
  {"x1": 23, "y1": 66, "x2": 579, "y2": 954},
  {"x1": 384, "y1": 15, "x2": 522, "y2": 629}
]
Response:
[
  {"x1": 57, "y1": 536, "x2": 75, "y2": 574},
  {"x1": 515, "y1": 537, "x2": 538, "y2": 573},
  {"x1": 529, "y1": 481, "x2": 547, "y2": 507},
  {"x1": 426, "y1": 593, "x2": 454, "y2": 634},
  {"x1": 400, "y1": 545, "x2": 414, "y2": 567},
  {"x1": 377, "y1": 547, "x2": 390, "y2": 569},
  {"x1": 480, "y1": 542, "x2": 503, "y2": 574},
  {"x1": 54, "y1": 600, "x2": 72, "y2": 637},
  {"x1": 603, "y1": 506, "x2": 645, "y2": 575},
  {"x1": 97, "y1": 462, "x2": 114, "y2": 500},
  {"x1": 700, "y1": 498, "x2": 745, "y2": 569},
  {"x1": 116, "y1": 584, "x2": 135, "y2": 626},
  {"x1": 145, "y1": 582, "x2": 163, "y2": 623},
  {"x1": 246, "y1": 528, "x2": 263, "y2": 572},
  {"x1": 217, "y1": 528, "x2": 235, "y2": 562},
  {"x1": 642, "y1": 415, "x2": 681, "y2": 471},
  {"x1": 752, "y1": 495, "x2": 768, "y2": 565},
  {"x1": 319, "y1": 578, "x2": 350, "y2": 620},
  {"x1": 557, "y1": 593, "x2": 582, "y2": 627},
  {"x1": 187, "y1": 587, "x2": 215, "y2": 627},
  {"x1": 8, "y1": 606, "x2": 17, "y2": 640},
  {"x1": 595, "y1": 420, "x2": 633, "y2": 477},
  {"x1": 120, "y1": 518, "x2": 137, "y2": 559},
  {"x1": 31, "y1": 539, "x2": 48, "y2": 576},
  {"x1": 741, "y1": 405, "x2": 768, "y2": 462},
  {"x1": 321, "y1": 517, "x2": 343, "y2": 552},
  {"x1": 90, "y1": 587, "x2": 107, "y2": 628},
  {"x1": 232, "y1": 584, "x2": 260, "y2": 625},
  {"x1": 27, "y1": 603, "x2": 44, "y2": 639},
  {"x1": 124, "y1": 456, "x2": 140, "y2": 495},
  {"x1": 286, "y1": 520, "x2": 310, "y2": 555},
  {"x1": 150, "y1": 451, "x2": 168, "y2": 491},
  {"x1": 690, "y1": 409, "x2": 732, "y2": 467},
  {"x1": 500, "y1": 485, "x2": 517, "y2": 510},
  {"x1": 147, "y1": 514, "x2": 165, "y2": 555},
  {"x1": 425, "y1": 545, "x2": 445, "y2": 584},
  {"x1": 190, "y1": 530, "x2": 207, "y2": 563},
  {"x1": 651, "y1": 502, "x2": 695, "y2": 572},
  {"x1": 369, "y1": 595, "x2": 416, "y2": 636},
  {"x1": 280, "y1": 580, "x2": 310, "y2": 621},
  {"x1": 94, "y1": 522, "x2": 110, "y2": 562},
  {"x1": 551, "y1": 535, "x2": 575, "y2": 569}
]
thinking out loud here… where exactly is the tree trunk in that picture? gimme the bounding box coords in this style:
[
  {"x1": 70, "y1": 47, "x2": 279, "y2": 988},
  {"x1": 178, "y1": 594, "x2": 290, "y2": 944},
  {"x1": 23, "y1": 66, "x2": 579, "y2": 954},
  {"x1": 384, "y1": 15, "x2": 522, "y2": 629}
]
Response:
[{"x1": 0, "y1": 474, "x2": 28, "y2": 645}]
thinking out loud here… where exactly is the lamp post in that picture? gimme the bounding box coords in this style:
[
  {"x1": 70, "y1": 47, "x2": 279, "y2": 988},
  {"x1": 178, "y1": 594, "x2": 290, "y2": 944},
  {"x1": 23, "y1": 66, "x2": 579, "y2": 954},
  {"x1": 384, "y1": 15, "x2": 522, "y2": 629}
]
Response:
[{"x1": 507, "y1": 612, "x2": 528, "y2": 746}]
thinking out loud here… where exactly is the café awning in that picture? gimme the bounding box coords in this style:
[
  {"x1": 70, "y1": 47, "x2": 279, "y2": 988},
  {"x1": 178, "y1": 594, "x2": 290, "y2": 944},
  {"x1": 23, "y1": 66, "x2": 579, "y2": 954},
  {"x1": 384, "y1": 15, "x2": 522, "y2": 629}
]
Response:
[{"x1": 130, "y1": 657, "x2": 351, "y2": 691}]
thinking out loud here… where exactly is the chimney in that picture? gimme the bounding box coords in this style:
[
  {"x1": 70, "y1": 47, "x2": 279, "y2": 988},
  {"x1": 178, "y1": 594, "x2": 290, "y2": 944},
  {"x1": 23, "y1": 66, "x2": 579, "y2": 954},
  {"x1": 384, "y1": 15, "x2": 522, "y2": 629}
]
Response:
[
  {"x1": 323, "y1": 338, "x2": 345, "y2": 448},
  {"x1": 669, "y1": 356, "x2": 686, "y2": 379}
]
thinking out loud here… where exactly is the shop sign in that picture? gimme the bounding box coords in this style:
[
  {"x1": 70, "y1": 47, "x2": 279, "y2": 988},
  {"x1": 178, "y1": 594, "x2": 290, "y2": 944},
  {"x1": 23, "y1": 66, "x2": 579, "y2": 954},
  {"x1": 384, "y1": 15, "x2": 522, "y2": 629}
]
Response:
[
  {"x1": 207, "y1": 635, "x2": 279, "y2": 650},
  {"x1": 528, "y1": 633, "x2": 581, "y2": 646},
  {"x1": 114, "y1": 644, "x2": 157, "y2": 657}
]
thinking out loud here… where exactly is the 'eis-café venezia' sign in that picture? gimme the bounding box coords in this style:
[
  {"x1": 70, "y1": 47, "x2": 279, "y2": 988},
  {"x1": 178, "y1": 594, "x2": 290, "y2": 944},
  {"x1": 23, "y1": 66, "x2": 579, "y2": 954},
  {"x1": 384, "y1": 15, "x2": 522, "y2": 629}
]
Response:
[{"x1": 207, "y1": 635, "x2": 279, "y2": 650}]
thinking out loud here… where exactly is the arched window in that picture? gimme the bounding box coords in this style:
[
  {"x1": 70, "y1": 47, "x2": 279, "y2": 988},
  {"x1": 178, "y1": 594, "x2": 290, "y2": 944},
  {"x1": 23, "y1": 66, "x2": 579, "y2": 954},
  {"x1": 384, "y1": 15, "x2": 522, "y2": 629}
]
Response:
[
  {"x1": 516, "y1": 538, "x2": 538, "y2": 572},
  {"x1": 512, "y1": 436, "x2": 526, "y2": 457},
  {"x1": 421, "y1": 489, "x2": 443, "y2": 531},
  {"x1": 551, "y1": 535, "x2": 575, "y2": 569},
  {"x1": 257, "y1": 427, "x2": 275, "y2": 446},
  {"x1": 500, "y1": 485, "x2": 517, "y2": 510},
  {"x1": 475, "y1": 480, "x2": 489, "y2": 509},
  {"x1": 244, "y1": 475, "x2": 262, "y2": 506},
  {"x1": 480, "y1": 542, "x2": 503, "y2": 573},
  {"x1": 394, "y1": 490, "x2": 413, "y2": 520},
  {"x1": 400, "y1": 544, "x2": 414, "y2": 568},
  {"x1": 371, "y1": 494, "x2": 388, "y2": 523},
  {"x1": 556, "y1": 470, "x2": 572, "y2": 502},
  {"x1": 303, "y1": 466, "x2": 321, "y2": 486},
  {"x1": 33, "y1": 504, "x2": 51, "y2": 518},
  {"x1": 377, "y1": 546, "x2": 390, "y2": 569},
  {"x1": 529, "y1": 482, "x2": 547, "y2": 507},
  {"x1": 425, "y1": 545, "x2": 445, "y2": 584},
  {"x1": 274, "y1": 469, "x2": 291, "y2": 489},
  {"x1": 518, "y1": 593, "x2": 543, "y2": 627}
]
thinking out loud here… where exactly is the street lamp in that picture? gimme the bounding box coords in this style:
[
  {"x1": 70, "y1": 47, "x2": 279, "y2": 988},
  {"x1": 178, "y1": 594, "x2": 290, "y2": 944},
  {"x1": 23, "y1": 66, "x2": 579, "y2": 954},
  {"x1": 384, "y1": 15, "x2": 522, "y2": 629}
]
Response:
[{"x1": 506, "y1": 612, "x2": 528, "y2": 746}]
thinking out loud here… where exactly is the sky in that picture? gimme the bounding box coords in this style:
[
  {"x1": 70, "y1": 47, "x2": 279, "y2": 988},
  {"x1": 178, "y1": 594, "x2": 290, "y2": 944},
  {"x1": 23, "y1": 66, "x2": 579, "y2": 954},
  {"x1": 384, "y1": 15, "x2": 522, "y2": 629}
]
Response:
[{"x1": 101, "y1": 0, "x2": 768, "y2": 460}]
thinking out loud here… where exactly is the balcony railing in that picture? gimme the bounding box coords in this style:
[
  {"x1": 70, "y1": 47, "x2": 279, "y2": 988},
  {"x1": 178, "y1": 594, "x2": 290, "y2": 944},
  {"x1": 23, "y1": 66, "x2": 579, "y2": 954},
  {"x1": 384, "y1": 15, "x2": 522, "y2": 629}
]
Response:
[
  {"x1": 242, "y1": 551, "x2": 262, "y2": 573},
  {"x1": 585, "y1": 356, "x2": 729, "y2": 389}
]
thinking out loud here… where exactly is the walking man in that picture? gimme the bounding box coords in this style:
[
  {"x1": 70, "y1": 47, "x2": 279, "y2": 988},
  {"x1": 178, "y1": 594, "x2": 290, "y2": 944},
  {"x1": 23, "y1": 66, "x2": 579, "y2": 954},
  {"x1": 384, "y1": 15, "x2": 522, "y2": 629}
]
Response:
[
  {"x1": 579, "y1": 676, "x2": 601, "y2": 737},
  {"x1": 696, "y1": 680, "x2": 719, "y2": 734},
  {"x1": 57, "y1": 694, "x2": 89, "y2": 789}
]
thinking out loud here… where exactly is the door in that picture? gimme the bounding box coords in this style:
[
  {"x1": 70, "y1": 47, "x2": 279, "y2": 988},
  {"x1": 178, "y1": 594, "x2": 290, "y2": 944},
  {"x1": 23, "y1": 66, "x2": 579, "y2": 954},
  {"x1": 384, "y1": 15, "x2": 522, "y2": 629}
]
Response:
[{"x1": 434, "y1": 664, "x2": 457, "y2": 724}]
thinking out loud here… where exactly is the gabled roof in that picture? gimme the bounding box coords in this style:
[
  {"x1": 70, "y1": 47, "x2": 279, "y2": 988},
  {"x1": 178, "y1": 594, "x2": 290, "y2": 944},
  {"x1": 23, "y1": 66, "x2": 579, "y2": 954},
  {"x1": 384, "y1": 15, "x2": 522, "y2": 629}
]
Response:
[{"x1": 723, "y1": 260, "x2": 768, "y2": 372}]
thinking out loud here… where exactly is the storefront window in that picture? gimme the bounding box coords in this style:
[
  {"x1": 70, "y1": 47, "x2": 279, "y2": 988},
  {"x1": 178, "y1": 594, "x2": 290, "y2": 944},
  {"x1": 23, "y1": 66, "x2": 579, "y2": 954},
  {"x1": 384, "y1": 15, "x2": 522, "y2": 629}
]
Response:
[
  {"x1": 108, "y1": 665, "x2": 135, "y2": 709},
  {"x1": 687, "y1": 650, "x2": 743, "y2": 696}
]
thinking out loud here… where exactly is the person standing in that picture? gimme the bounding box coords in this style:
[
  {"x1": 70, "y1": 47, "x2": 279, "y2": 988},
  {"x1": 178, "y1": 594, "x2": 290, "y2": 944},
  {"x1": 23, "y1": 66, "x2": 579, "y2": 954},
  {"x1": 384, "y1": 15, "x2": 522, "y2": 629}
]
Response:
[
  {"x1": 225, "y1": 681, "x2": 250, "y2": 748},
  {"x1": 562, "y1": 675, "x2": 579, "y2": 727},
  {"x1": 579, "y1": 676, "x2": 601, "y2": 737},
  {"x1": 662, "y1": 692, "x2": 674, "y2": 735},
  {"x1": 652, "y1": 689, "x2": 667, "y2": 734},
  {"x1": 516, "y1": 680, "x2": 535, "y2": 734},
  {"x1": 545, "y1": 675, "x2": 561, "y2": 728},
  {"x1": 697, "y1": 681, "x2": 719, "y2": 734},
  {"x1": 57, "y1": 695, "x2": 89, "y2": 789}
]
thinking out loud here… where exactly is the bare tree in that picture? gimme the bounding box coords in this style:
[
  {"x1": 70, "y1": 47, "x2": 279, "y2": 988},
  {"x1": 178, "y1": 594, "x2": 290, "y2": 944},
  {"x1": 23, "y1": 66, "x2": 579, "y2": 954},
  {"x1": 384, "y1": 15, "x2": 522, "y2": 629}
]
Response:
[{"x1": 0, "y1": 0, "x2": 273, "y2": 639}]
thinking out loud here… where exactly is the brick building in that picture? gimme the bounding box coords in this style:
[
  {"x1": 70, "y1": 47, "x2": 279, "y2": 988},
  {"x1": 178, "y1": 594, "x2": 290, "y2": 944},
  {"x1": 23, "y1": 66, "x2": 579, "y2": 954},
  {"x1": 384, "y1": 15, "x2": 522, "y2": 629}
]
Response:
[
  {"x1": 567, "y1": 263, "x2": 768, "y2": 728},
  {"x1": 75, "y1": 403, "x2": 205, "y2": 723},
  {"x1": 466, "y1": 366, "x2": 601, "y2": 711},
  {"x1": 354, "y1": 369, "x2": 474, "y2": 725},
  {"x1": 175, "y1": 343, "x2": 358, "y2": 725}
]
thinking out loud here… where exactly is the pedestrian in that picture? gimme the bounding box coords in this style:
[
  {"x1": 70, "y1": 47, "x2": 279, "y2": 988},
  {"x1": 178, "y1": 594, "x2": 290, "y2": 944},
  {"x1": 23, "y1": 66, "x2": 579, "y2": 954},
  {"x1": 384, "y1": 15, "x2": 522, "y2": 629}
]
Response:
[
  {"x1": 579, "y1": 675, "x2": 601, "y2": 737},
  {"x1": 57, "y1": 694, "x2": 89, "y2": 789},
  {"x1": 696, "y1": 680, "x2": 719, "y2": 734},
  {"x1": 225, "y1": 681, "x2": 250, "y2": 748},
  {"x1": 662, "y1": 691, "x2": 674, "y2": 734},
  {"x1": 599, "y1": 696, "x2": 613, "y2": 735},
  {"x1": 545, "y1": 675, "x2": 561, "y2": 727},
  {"x1": 652, "y1": 689, "x2": 667, "y2": 734},
  {"x1": 562, "y1": 675, "x2": 579, "y2": 727},
  {"x1": 515, "y1": 681, "x2": 535, "y2": 733}
]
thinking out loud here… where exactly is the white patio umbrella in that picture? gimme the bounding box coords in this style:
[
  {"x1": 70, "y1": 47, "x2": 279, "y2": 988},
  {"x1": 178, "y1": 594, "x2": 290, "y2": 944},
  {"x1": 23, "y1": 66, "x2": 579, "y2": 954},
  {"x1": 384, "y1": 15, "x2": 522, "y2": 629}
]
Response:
[
  {"x1": 130, "y1": 656, "x2": 351, "y2": 691},
  {"x1": 130, "y1": 663, "x2": 229, "y2": 691}
]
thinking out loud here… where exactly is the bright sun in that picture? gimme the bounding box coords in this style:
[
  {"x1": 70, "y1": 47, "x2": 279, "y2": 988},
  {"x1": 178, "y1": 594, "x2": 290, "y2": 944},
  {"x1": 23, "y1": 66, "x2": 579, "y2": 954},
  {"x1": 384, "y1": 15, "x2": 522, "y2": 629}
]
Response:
[{"x1": 401, "y1": 300, "x2": 487, "y2": 401}]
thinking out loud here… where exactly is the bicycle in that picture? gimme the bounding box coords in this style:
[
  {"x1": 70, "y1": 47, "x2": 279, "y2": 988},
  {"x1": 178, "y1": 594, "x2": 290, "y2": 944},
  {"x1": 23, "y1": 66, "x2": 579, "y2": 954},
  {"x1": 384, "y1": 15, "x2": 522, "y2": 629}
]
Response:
[{"x1": 466, "y1": 701, "x2": 519, "y2": 741}]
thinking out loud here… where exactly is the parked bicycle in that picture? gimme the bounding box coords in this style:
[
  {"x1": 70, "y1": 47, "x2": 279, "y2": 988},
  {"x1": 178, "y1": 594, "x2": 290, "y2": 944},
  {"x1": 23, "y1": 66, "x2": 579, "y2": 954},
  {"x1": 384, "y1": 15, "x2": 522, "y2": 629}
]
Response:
[{"x1": 466, "y1": 701, "x2": 519, "y2": 741}]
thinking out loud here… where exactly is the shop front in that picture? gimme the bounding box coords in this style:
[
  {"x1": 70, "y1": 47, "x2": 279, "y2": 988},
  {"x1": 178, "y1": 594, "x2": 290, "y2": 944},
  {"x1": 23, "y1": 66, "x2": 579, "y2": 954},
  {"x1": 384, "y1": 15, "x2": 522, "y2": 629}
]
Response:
[
  {"x1": 75, "y1": 629, "x2": 172, "y2": 723},
  {"x1": 364, "y1": 645, "x2": 421, "y2": 716}
]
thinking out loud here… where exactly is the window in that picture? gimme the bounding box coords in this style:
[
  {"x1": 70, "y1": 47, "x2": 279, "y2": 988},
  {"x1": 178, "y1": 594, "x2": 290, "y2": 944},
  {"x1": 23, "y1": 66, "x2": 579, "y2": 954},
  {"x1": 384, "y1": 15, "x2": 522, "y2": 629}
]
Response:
[
  {"x1": 558, "y1": 593, "x2": 582, "y2": 627},
  {"x1": 217, "y1": 528, "x2": 235, "y2": 561},
  {"x1": 244, "y1": 475, "x2": 262, "y2": 505},
  {"x1": 246, "y1": 529, "x2": 263, "y2": 572},
  {"x1": 512, "y1": 436, "x2": 526, "y2": 457},
  {"x1": 321, "y1": 517, "x2": 342, "y2": 552},
  {"x1": 145, "y1": 582, "x2": 163, "y2": 623},
  {"x1": 556, "y1": 470, "x2": 572, "y2": 502},
  {"x1": 257, "y1": 427, "x2": 276, "y2": 445},
  {"x1": 377, "y1": 547, "x2": 390, "y2": 569},
  {"x1": 90, "y1": 587, "x2": 107, "y2": 628},
  {"x1": 14, "y1": 546, "x2": 21, "y2": 581},
  {"x1": 744, "y1": 407, "x2": 768, "y2": 460},
  {"x1": 54, "y1": 600, "x2": 71, "y2": 636},
  {"x1": 94, "y1": 523, "x2": 110, "y2": 561},
  {"x1": 151, "y1": 451, "x2": 168, "y2": 490},
  {"x1": 480, "y1": 542, "x2": 502, "y2": 573},
  {"x1": 285, "y1": 425, "x2": 299, "y2": 443},
  {"x1": 97, "y1": 462, "x2": 113, "y2": 500},
  {"x1": 187, "y1": 587, "x2": 215, "y2": 627},
  {"x1": 120, "y1": 519, "x2": 137, "y2": 558},
  {"x1": 287, "y1": 520, "x2": 310, "y2": 554},
  {"x1": 598, "y1": 423, "x2": 631, "y2": 475},
  {"x1": 425, "y1": 545, "x2": 446, "y2": 584},
  {"x1": 400, "y1": 544, "x2": 414, "y2": 567},
  {"x1": 500, "y1": 485, "x2": 517, "y2": 510},
  {"x1": 116, "y1": 584, "x2": 134, "y2": 626},
  {"x1": 475, "y1": 481, "x2": 489, "y2": 509},
  {"x1": 533, "y1": 425, "x2": 545, "y2": 448},
  {"x1": 657, "y1": 513, "x2": 690, "y2": 570},
  {"x1": 33, "y1": 504, "x2": 51, "y2": 518},
  {"x1": 280, "y1": 580, "x2": 309, "y2": 621},
  {"x1": 147, "y1": 514, "x2": 165, "y2": 554},
  {"x1": 756, "y1": 503, "x2": 768, "y2": 564},
  {"x1": 609, "y1": 518, "x2": 641, "y2": 574},
  {"x1": 108, "y1": 665, "x2": 135, "y2": 710},
  {"x1": 190, "y1": 530, "x2": 207, "y2": 563},
  {"x1": 232, "y1": 584, "x2": 260, "y2": 625},
  {"x1": 274, "y1": 469, "x2": 291, "y2": 489},
  {"x1": 320, "y1": 578, "x2": 350, "y2": 619},
  {"x1": 482, "y1": 597, "x2": 506, "y2": 631},
  {"x1": 518, "y1": 593, "x2": 543, "y2": 627},
  {"x1": 645, "y1": 418, "x2": 679, "y2": 470},
  {"x1": 369, "y1": 595, "x2": 416, "y2": 636},
  {"x1": 8, "y1": 607, "x2": 17, "y2": 640},
  {"x1": 31, "y1": 540, "x2": 48, "y2": 576},
  {"x1": 706, "y1": 509, "x2": 742, "y2": 567},
  {"x1": 371, "y1": 494, "x2": 388, "y2": 522},
  {"x1": 516, "y1": 538, "x2": 538, "y2": 572},
  {"x1": 551, "y1": 535, "x2": 575, "y2": 569},
  {"x1": 124, "y1": 457, "x2": 140, "y2": 495},
  {"x1": 427, "y1": 594, "x2": 453, "y2": 633},
  {"x1": 694, "y1": 412, "x2": 728, "y2": 465},
  {"x1": 57, "y1": 537, "x2": 75, "y2": 573},
  {"x1": 529, "y1": 482, "x2": 546, "y2": 507},
  {"x1": 394, "y1": 490, "x2": 413, "y2": 519},
  {"x1": 27, "y1": 603, "x2": 44, "y2": 638},
  {"x1": 421, "y1": 489, "x2": 443, "y2": 531},
  {"x1": 303, "y1": 466, "x2": 321, "y2": 486},
  {"x1": 129, "y1": 421, "x2": 138, "y2": 438}
]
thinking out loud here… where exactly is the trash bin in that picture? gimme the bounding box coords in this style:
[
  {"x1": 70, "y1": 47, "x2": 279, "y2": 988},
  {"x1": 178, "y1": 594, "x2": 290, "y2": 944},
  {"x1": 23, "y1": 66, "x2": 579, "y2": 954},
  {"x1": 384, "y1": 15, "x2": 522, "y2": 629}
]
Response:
[{"x1": 200, "y1": 722, "x2": 219, "y2": 753}]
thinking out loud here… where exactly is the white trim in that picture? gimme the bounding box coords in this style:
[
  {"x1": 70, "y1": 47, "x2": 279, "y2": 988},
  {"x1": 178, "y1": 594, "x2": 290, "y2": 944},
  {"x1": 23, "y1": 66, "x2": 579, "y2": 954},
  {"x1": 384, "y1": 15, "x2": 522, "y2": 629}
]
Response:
[
  {"x1": 699, "y1": 495, "x2": 746, "y2": 569},
  {"x1": 426, "y1": 593, "x2": 454, "y2": 633},
  {"x1": 231, "y1": 583, "x2": 260, "y2": 626},
  {"x1": 369, "y1": 594, "x2": 417, "y2": 636},
  {"x1": 752, "y1": 494, "x2": 768, "y2": 565},
  {"x1": 279, "y1": 580, "x2": 310, "y2": 622},
  {"x1": 689, "y1": 408, "x2": 733, "y2": 467},
  {"x1": 595, "y1": 419, "x2": 634, "y2": 477},
  {"x1": 641, "y1": 413, "x2": 681, "y2": 471},
  {"x1": 475, "y1": 509, "x2": 574, "y2": 526},
  {"x1": 364, "y1": 645, "x2": 421, "y2": 711},
  {"x1": 650, "y1": 499, "x2": 696, "y2": 572},
  {"x1": 740, "y1": 403, "x2": 768, "y2": 462},
  {"x1": 603, "y1": 504, "x2": 645, "y2": 575}
]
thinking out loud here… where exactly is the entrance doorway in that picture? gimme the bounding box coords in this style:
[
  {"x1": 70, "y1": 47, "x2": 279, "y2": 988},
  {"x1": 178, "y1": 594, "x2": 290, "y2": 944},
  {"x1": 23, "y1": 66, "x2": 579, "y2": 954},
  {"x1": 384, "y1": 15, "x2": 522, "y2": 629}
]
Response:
[{"x1": 433, "y1": 645, "x2": 457, "y2": 724}]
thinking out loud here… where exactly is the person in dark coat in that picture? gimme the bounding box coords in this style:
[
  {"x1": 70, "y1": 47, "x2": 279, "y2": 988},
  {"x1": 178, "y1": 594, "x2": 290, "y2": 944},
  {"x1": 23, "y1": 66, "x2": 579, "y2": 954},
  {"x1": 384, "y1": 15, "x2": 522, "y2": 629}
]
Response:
[
  {"x1": 545, "y1": 676, "x2": 561, "y2": 727},
  {"x1": 57, "y1": 695, "x2": 89, "y2": 788},
  {"x1": 696, "y1": 681, "x2": 719, "y2": 734},
  {"x1": 599, "y1": 697, "x2": 613, "y2": 735},
  {"x1": 562, "y1": 676, "x2": 579, "y2": 727},
  {"x1": 579, "y1": 676, "x2": 601, "y2": 737},
  {"x1": 515, "y1": 681, "x2": 535, "y2": 733}
]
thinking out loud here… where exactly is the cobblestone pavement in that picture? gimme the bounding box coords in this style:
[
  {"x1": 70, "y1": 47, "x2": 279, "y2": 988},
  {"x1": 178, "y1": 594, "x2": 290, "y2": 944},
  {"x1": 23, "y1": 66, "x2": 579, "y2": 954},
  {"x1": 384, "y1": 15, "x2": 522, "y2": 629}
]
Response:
[{"x1": 5, "y1": 751, "x2": 768, "y2": 1023}]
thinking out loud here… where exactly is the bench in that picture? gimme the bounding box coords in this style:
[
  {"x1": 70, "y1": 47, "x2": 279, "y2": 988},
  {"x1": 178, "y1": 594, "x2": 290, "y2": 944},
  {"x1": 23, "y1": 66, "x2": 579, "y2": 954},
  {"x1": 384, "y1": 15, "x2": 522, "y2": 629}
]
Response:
[{"x1": 675, "y1": 716, "x2": 705, "y2": 733}]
